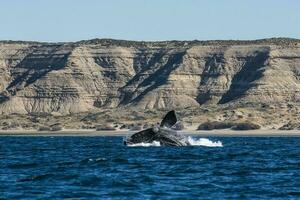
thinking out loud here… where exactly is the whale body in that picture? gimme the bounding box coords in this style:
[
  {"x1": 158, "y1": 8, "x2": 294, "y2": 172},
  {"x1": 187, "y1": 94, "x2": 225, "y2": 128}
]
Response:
[{"x1": 124, "y1": 111, "x2": 190, "y2": 146}]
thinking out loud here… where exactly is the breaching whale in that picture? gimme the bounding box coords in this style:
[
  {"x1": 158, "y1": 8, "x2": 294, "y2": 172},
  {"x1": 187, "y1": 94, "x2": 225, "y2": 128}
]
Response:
[{"x1": 124, "y1": 110, "x2": 190, "y2": 146}]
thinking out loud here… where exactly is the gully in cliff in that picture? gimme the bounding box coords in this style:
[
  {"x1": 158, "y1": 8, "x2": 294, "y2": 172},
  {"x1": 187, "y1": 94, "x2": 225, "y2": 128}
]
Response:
[{"x1": 124, "y1": 110, "x2": 190, "y2": 146}]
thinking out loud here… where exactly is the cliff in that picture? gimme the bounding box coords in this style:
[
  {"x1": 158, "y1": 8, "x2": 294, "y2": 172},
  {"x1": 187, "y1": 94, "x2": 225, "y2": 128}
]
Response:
[
  {"x1": 1, "y1": 38, "x2": 300, "y2": 116},
  {"x1": 0, "y1": 38, "x2": 300, "y2": 114}
]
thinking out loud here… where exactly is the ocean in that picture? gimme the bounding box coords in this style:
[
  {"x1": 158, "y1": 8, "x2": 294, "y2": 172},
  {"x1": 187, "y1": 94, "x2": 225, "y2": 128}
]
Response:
[{"x1": 1, "y1": 136, "x2": 300, "y2": 199}]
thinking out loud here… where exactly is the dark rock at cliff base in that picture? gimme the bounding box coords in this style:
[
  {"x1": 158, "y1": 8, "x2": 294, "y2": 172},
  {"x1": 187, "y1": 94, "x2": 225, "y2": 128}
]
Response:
[
  {"x1": 197, "y1": 121, "x2": 260, "y2": 130},
  {"x1": 231, "y1": 122, "x2": 261, "y2": 130},
  {"x1": 197, "y1": 121, "x2": 236, "y2": 130},
  {"x1": 95, "y1": 124, "x2": 116, "y2": 131},
  {"x1": 279, "y1": 122, "x2": 300, "y2": 130}
]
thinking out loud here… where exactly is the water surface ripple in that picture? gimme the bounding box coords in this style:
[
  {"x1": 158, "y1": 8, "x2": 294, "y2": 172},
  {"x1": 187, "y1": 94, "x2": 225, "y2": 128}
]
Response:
[{"x1": 1, "y1": 136, "x2": 300, "y2": 199}]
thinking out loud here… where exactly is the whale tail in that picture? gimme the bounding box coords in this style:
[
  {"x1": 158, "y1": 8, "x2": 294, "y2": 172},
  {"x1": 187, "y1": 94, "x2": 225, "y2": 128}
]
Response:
[
  {"x1": 124, "y1": 110, "x2": 179, "y2": 146},
  {"x1": 160, "y1": 110, "x2": 178, "y2": 128}
]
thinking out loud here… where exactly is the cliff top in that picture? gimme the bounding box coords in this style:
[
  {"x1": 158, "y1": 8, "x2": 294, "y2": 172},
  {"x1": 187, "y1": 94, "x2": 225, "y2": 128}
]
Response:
[{"x1": 0, "y1": 37, "x2": 300, "y2": 47}]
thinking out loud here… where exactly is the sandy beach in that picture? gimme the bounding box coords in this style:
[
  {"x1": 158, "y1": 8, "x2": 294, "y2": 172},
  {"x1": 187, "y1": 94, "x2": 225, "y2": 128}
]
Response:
[{"x1": 1, "y1": 129, "x2": 300, "y2": 137}]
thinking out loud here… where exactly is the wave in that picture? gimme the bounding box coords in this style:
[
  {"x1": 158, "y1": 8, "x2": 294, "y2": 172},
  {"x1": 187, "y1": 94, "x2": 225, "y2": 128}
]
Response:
[{"x1": 127, "y1": 137, "x2": 222, "y2": 147}]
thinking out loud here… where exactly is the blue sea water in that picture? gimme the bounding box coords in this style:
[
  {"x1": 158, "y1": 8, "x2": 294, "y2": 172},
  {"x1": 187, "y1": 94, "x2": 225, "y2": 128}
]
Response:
[{"x1": 1, "y1": 136, "x2": 300, "y2": 199}]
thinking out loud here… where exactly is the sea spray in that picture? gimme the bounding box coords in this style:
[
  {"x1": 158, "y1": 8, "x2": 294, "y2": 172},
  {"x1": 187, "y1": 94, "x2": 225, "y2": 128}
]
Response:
[
  {"x1": 127, "y1": 137, "x2": 222, "y2": 147},
  {"x1": 187, "y1": 137, "x2": 223, "y2": 147},
  {"x1": 127, "y1": 141, "x2": 161, "y2": 147}
]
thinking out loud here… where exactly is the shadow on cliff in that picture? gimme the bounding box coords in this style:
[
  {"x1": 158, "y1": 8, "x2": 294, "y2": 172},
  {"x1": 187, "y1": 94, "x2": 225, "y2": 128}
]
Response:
[
  {"x1": 119, "y1": 51, "x2": 186, "y2": 105},
  {"x1": 218, "y1": 51, "x2": 269, "y2": 104},
  {"x1": 125, "y1": 50, "x2": 166, "y2": 87},
  {"x1": 196, "y1": 54, "x2": 226, "y2": 104},
  {"x1": 3, "y1": 45, "x2": 70, "y2": 99},
  {"x1": 118, "y1": 51, "x2": 165, "y2": 104}
]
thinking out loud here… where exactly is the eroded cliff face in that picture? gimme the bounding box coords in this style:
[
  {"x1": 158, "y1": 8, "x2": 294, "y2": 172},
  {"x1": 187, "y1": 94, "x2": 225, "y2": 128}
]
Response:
[{"x1": 0, "y1": 39, "x2": 300, "y2": 114}]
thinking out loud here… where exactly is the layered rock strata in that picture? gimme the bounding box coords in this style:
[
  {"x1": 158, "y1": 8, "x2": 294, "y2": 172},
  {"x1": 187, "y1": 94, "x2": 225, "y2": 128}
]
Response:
[{"x1": 0, "y1": 38, "x2": 300, "y2": 114}]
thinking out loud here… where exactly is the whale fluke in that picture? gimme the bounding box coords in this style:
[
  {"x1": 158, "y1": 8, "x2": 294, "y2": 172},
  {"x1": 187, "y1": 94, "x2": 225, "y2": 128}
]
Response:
[
  {"x1": 160, "y1": 110, "x2": 177, "y2": 128},
  {"x1": 124, "y1": 110, "x2": 189, "y2": 146}
]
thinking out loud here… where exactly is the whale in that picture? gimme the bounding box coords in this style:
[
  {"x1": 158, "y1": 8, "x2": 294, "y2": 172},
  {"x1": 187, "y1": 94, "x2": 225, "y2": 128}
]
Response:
[{"x1": 124, "y1": 110, "x2": 190, "y2": 146}]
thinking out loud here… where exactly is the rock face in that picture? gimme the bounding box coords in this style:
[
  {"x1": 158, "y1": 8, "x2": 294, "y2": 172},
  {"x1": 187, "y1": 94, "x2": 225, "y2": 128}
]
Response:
[{"x1": 0, "y1": 38, "x2": 300, "y2": 114}]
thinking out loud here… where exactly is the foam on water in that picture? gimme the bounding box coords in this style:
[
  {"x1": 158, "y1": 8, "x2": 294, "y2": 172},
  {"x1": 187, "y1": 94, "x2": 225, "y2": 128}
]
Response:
[
  {"x1": 127, "y1": 141, "x2": 161, "y2": 147},
  {"x1": 126, "y1": 137, "x2": 222, "y2": 147},
  {"x1": 187, "y1": 137, "x2": 223, "y2": 147}
]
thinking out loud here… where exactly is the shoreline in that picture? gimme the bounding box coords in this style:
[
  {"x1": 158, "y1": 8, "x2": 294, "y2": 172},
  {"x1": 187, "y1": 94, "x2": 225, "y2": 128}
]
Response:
[{"x1": 1, "y1": 129, "x2": 300, "y2": 137}]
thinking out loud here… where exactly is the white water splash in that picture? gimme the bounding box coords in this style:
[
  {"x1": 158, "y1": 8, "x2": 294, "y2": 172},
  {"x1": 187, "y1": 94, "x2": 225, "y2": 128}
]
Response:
[
  {"x1": 127, "y1": 141, "x2": 161, "y2": 147},
  {"x1": 126, "y1": 137, "x2": 222, "y2": 147},
  {"x1": 187, "y1": 137, "x2": 223, "y2": 147}
]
